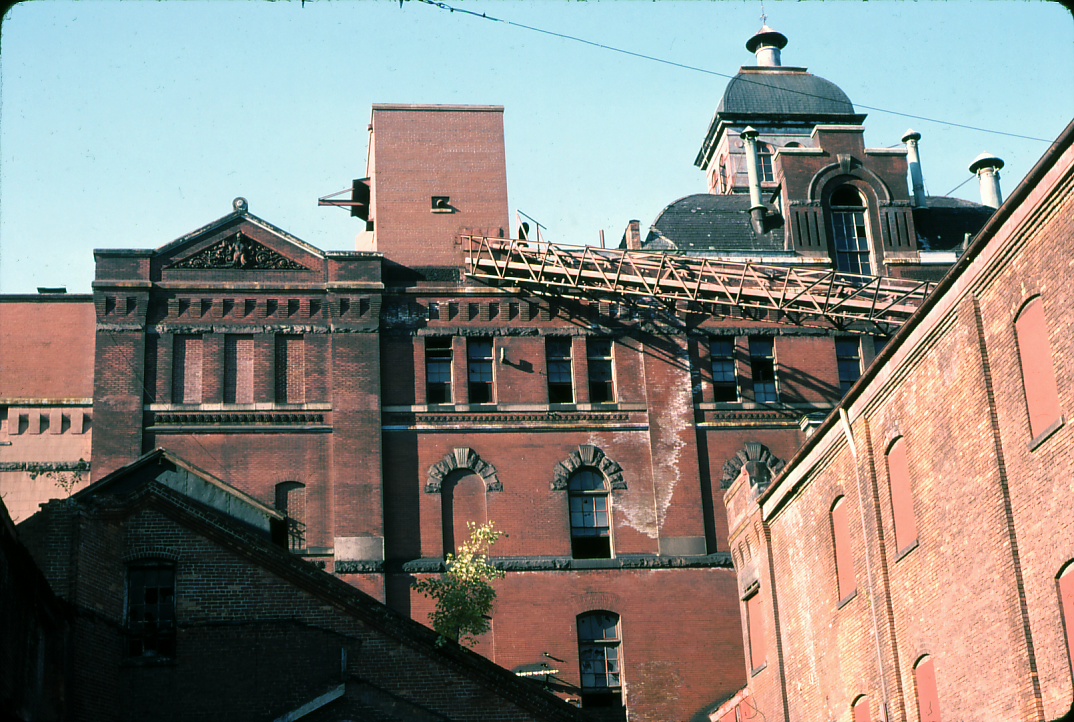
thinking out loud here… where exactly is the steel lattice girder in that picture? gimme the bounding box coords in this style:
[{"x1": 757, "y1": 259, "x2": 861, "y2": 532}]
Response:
[{"x1": 463, "y1": 236, "x2": 936, "y2": 334}]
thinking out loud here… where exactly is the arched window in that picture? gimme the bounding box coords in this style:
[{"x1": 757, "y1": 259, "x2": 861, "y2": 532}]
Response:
[
  {"x1": 829, "y1": 186, "x2": 872, "y2": 275},
  {"x1": 1015, "y1": 297, "x2": 1062, "y2": 440},
  {"x1": 757, "y1": 142, "x2": 775, "y2": 183},
  {"x1": 831, "y1": 496, "x2": 856, "y2": 603},
  {"x1": 886, "y1": 437, "x2": 918, "y2": 556},
  {"x1": 913, "y1": 655, "x2": 941, "y2": 722},
  {"x1": 852, "y1": 695, "x2": 871, "y2": 722},
  {"x1": 441, "y1": 470, "x2": 487, "y2": 557},
  {"x1": 568, "y1": 469, "x2": 612, "y2": 559},
  {"x1": 275, "y1": 481, "x2": 307, "y2": 552},
  {"x1": 1058, "y1": 561, "x2": 1074, "y2": 675},
  {"x1": 577, "y1": 611, "x2": 623, "y2": 708}
]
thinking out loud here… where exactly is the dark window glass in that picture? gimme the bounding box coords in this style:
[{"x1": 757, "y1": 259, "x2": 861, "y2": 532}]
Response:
[
  {"x1": 468, "y1": 338, "x2": 494, "y2": 404},
  {"x1": 830, "y1": 186, "x2": 872, "y2": 276},
  {"x1": 568, "y1": 469, "x2": 611, "y2": 559},
  {"x1": 835, "y1": 337, "x2": 862, "y2": 395},
  {"x1": 757, "y1": 142, "x2": 775, "y2": 183},
  {"x1": 577, "y1": 612, "x2": 623, "y2": 708},
  {"x1": 547, "y1": 337, "x2": 574, "y2": 404},
  {"x1": 749, "y1": 338, "x2": 778, "y2": 403},
  {"x1": 587, "y1": 338, "x2": 615, "y2": 404},
  {"x1": 127, "y1": 565, "x2": 177, "y2": 658},
  {"x1": 426, "y1": 337, "x2": 453, "y2": 404},
  {"x1": 711, "y1": 338, "x2": 739, "y2": 402}
]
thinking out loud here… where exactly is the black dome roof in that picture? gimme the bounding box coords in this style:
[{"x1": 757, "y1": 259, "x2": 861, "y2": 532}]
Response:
[
  {"x1": 717, "y1": 68, "x2": 856, "y2": 118},
  {"x1": 645, "y1": 194, "x2": 784, "y2": 254}
]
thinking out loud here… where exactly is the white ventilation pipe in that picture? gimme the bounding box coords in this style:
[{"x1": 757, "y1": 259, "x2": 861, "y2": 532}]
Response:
[
  {"x1": 740, "y1": 127, "x2": 767, "y2": 234},
  {"x1": 969, "y1": 153, "x2": 1005, "y2": 209},
  {"x1": 902, "y1": 129, "x2": 927, "y2": 209},
  {"x1": 745, "y1": 26, "x2": 788, "y2": 67}
]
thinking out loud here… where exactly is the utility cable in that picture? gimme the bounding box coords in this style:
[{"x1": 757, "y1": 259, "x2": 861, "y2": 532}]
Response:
[
  {"x1": 944, "y1": 175, "x2": 976, "y2": 197},
  {"x1": 410, "y1": 0, "x2": 1056, "y2": 145}
]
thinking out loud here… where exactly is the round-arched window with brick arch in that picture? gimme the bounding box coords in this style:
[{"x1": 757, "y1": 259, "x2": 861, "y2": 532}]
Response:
[
  {"x1": 568, "y1": 469, "x2": 612, "y2": 559},
  {"x1": 828, "y1": 185, "x2": 872, "y2": 275}
]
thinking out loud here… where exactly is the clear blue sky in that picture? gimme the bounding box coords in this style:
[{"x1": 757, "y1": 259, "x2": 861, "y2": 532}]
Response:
[{"x1": 1, "y1": 0, "x2": 1071, "y2": 294}]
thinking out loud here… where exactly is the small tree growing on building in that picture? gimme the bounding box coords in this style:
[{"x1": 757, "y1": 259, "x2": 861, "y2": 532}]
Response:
[{"x1": 413, "y1": 521, "x2": 505, "y2": 647}]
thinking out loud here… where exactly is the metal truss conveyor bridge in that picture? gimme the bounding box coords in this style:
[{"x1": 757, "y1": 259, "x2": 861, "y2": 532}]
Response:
[{"x1": 464, "y1": 236, "x2": 937, "y2": 335}]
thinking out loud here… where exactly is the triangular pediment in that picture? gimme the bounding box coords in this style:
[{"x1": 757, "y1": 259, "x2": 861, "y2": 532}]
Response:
[{"x1": 171, "y1": 231, "x2": 309, "y2": 271}]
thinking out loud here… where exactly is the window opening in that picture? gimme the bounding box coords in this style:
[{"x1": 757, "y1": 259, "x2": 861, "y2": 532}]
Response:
[
  {"x1": 831, "y1": 496, "x2": 856, "y2": 602},
  {"x1": 1015, "y1": 297, "x2": 1062, "y2": 439},
  {"x1": 749, "y1": 338, "x2": 778, "y2": 403},
  {"x1": 275, "y1": 335, "x2": 305, "y2": 404},
  {"x1": 547, "y1": 337, "x2": 574, "y2": 404},
  {"x1": 887, "y1": 437, "x2": 918, "y2": 555},
  {"x1": 173, "y1": 335, "x2": 203, "y2": 404},
  {"x1": 914, "y1": 656, "x2": 941, "y2": 722},
  {"x1": 829, "y1": 186, "x2": 872, "y2": 275},
  {"x1": 126, "y1": 564, "x2": 177, "y2": 658},
  {"x1": 587, "y1": 338, "x2": 615, "y2": 404},
  {"x1": 426, "y1": 337, "x2": 453, "y2": 404},
  {"x1": 224, "y1": 335, "x2": 255, "y2": 404},
  {"x1": 757, "y1": 142, "x2": 775, "y2": 183},
  {"x1": 467, "y1": 338, "x2": 494, "y2": 404},
  {"x1": 745, "y1": 591, "x2": 767, "y2": 673},
  {"x1": 568, "y1": 469, "x2": 612, "y2": 559},
  {"x1": 852, "y1": 696, "x2": 871, "y2": 722},
  {"x1": 275, "y1": 482, "x2": 307, "y2": 552},
  {"x1": 836, "y1": 337, "x2": 863, "y2": 395},
  {"x1": 577, "y1": 612, "x2": 623, "y2": 708},
  {"x1": 1059, "y1": 562, "x2": 1074, "y2": 674},
  {"x1": 710, "y1": 338, "x2": 739, "y2": 402}
]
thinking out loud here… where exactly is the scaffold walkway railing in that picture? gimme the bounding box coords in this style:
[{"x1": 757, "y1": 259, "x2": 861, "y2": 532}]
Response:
[{"x1": 464, "y1": 236, "x2": 937, "y2": 334}]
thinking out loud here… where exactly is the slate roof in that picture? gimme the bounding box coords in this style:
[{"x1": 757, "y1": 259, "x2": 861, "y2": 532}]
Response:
[
  {"x1": 643, "y1": 194, "x2": 786, "y2": 255},
  {"x1": 912, "y1": 196, "x2": 995, "y2": 250},
  {"x1": 716, "y1": 68, "x2": 861, "y2": 121}
]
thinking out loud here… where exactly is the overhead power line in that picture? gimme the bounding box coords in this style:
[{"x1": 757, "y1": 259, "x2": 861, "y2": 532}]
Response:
[{"x1": 411, "y1": 0, "x2": 1054, "y2": 145}]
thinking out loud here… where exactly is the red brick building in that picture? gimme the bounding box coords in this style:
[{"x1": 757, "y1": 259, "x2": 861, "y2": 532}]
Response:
[
  {"x1": 717, "y1": 119, "x2": 1074, "y2": 721},
  {"x1": 2, "y1": 28, "x2": 999, "y2": 721}
]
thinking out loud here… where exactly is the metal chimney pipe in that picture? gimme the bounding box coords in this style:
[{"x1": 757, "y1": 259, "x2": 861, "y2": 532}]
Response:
[
  {"x1": 902, "y1": 129, "x2": 927, "y2": 208},
  {"x1": 745, "y1": 26, "x2": 788, "y2": 68},
  {"x1": 740, "y1": 127, "x2": 767, "y2": 233},
  {"x1": 969, "y1": 153, "x2": 1005, "y2": 209}
]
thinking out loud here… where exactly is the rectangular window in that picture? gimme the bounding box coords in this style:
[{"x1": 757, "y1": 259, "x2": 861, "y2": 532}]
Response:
[
  {"x1": 1015, "y1": 297, "x2": 1062, "y2": 439},
  {"x1": 745, "y1": 591, "x2": 766, "y2": 673},
  {"x1": 831, "y1": 497, "x2": 857, "y2": 602},
  {"x1": 425, "y1": 337, "x2": 453, "y2": 405},
  {"x1": 275, "y1": 335, "x2": 305, "y2": 404},
  {"x1": 831, "y1": 210, "x2": 872, "y2": 275},
  {"x1": 749, "y1": 338, "x2": 778, "y2": 403},
  {"x1": 710, "y1": 338, "x2": 739, "y2": 402},
  {"x1": 126, "y1": 565, "x2": 176, "y2": 658},
  {"x1": 887, "y1": 438, "x2": 918, "y2": 555},
  {"x1": 835, "y1": 337, "x2": 862, "y2": 395},
  {"x1": 224, "y1": 335, "x2": 255, "y2": 404},
  {"x1": 577, "y1": 612, "x2": 623, "y2": 708},
  {"x1": 467, "y1": 338, "x2": 494, "y2": 404},
  {"x1": 547, "y1": 337, "x2": 574, "y2": 404},
  {"x1": 173, "y1": 335, "x2": 203, "y2": 405},
  {"x1": 587, "y1": 338, "x2": 615, "y2": 404}
]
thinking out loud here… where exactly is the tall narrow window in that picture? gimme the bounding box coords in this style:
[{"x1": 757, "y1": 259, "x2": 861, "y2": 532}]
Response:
[
  {"x1": 831, "y1": 496, "x2": 857, "y2": 603},
  {"x1": 587, "y1": 338, "x2": 615, "y2": 403},
  {"x1": 852, "y1": 696, "x2": 872, "y2": 722},
  {"x1": 173, "y1": 335, "x2": 203, "y2": 405},
  {"x1": 836, "y1": 337, "x2": 862, "y2": 395},
  {"x1": 829, "y1": 186, "x2": 872, "y2": 275},
  {"x1": 745, "y1": 590, "x2": 766, "y2": 673},
  {"x1": 886, "y1": 437, "x2": 918, "y2": 555},
  {"x1": 914, "y1": 656, "x2": 941, "y2": 722},
  {"x1": 275, "y1": 335, "x2": 305, "y2": 404},
  {"x1": 425, "y1": 337, "x2": 453, "y2": 405},
  {"x1": 547, "y1": 337, "x2": 574, "y2": 403},
  {"x1": 757, "y1": 142, "x2": 775, "y2": 183},
  {"x1": 126, "y1": 564, "x2": 177, "y2": 658},
  {"x1": 467, "y1": 338, "x2": 494, "y2": 404},
  {"x1": 224, "y1": 335, "x2": 255, "y2": 404},
  {"x1": 749, "y1": 338, "x2": 778, "y2": 403},
  {"x1": 1015, "y1": 297, "x2": 1062, "y2": 439},
  {"x1": 577, "y1": 612, "x2": 623, "y2": 709},
  {"x1": 1059, "y1": 562, "x2": 1074, "y2": 674},
  {"x1": 275, "y1": 482, "x2": 307, "y2": 552},
  {"x1": 568, "y1": 469, "x2": 611, "y2": 559},
  {"x1": 711, "y1": 338, "x2": 739, "y2": 402}
]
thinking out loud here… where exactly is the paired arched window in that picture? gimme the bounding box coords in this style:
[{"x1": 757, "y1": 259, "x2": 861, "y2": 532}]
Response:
[
  {"x1": 577, "y1": 611, "x2": 623, "y2": 708},
  {"x1": 886, "y1": 437, "x2": 918, "y2": 556},
  {"x1": 829, "y1": 186, "x2": 872, "y2": 275},
  {"x1": 914, "y1": 655, "x2": 942, "y2": 721},
  {"x1": 831, "y1": 496, "x2": 857, "y2": 603},
  {"x1": 1014, "y1": 297, "x2": 1062, "y2": 440},
  {"x1": 275, "y1": 481, "x2": 307, "y2": 552},
  {"x1": 568, "y1": 469, "x2": 612, "y2": 559}
]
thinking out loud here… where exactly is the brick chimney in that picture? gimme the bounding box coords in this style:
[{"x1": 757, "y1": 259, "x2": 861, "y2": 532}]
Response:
[{"x1": 622, "y1": 220, "x2": 642, "y2": 250}]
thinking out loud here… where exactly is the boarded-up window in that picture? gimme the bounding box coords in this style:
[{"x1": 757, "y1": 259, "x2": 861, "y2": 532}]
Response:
[
  {"x1": 173, "y1": 335, "x2": 203, "y2": 404},
  {"x1": 914, "y1": 656, "x2": 941, "y2": 722},
  {"x1": 852, "y1": 696, "x2": 871, "y2": 722},
  {"x1": 887, "y1": 438, "x2": 918, "y2": 555},
  {"x1": 746, "y1": 591, "x2": 766, "y2": 672},
  {"x1": 831, "y1": 496, "x2": 856, "y2": 602},
  {"x1": 224, "y1": 335, "x2": 255, "y2": 404},
  {"x1": 1015, "y1": 297, "x2": 1062, "y2": 439},
  {"x1": 1060, "y1": 562, "x2": 1074, "y2": 674},
  {"x1": 275, "y1": 335, "x2": 305, "y2": 404}
]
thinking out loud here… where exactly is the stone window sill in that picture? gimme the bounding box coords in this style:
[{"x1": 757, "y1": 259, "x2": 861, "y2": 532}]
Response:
[{"x1": 1029, "y1": 416, "x2": 1065, "y2": 452}]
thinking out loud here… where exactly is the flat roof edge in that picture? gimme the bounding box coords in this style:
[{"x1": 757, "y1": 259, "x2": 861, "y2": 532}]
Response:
[{"x1": 371, "y1": 104, "x2": 504, "y2": 112}]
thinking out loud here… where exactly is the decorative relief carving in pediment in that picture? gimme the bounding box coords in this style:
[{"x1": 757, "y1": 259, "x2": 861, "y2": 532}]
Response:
[{"x1": 171, "y1": 232, "x2": 308, "y2": 271}]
